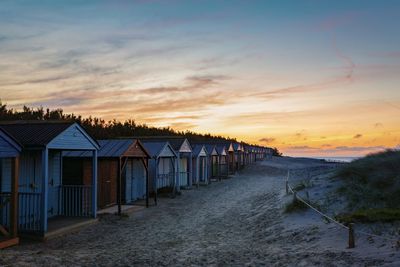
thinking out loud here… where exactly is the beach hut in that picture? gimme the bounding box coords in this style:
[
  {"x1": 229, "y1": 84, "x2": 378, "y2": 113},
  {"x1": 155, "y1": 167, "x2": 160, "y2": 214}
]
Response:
[
  {"x1": 191, "y1": 144, "x2": 209, "y2": 186},
  {"x1": 64, "y1": 139, "x2": 151, "y2": 210},
  {"x1": 215, "y1": 145, "x2": 229, "y2": 178},
  {"x1": 137, "y1": 137, "x2": 192, "y2": 189},
  {"x1": 233, "y1": 143, "x2": 245, "y2": 170},
  {"x1": 203, "y1": 144, "x2": 219, "y2": 181},
  {"x1": 0, "y1": 122, "x2": 98, "y2": 238},
  {"x1": 0, "y1": 128, "x2": 21, "y2": 248},
  {"x1": 226, "y1": 142, "x2": 236, "y2": 174},
  {"x1": 142, "y1": 141, "x2": 178, "y2": 202}
]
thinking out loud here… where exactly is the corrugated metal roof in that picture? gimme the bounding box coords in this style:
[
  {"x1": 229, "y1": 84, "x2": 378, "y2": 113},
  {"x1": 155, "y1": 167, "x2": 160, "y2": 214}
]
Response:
[
  {"x1": 142, "y1": 141, "x2": 170, "y2": 157},
  {"x1": 204, "y1": 144, "x2": 217, "y2": 155},
  {"x1": 0, "y1": 121, "x2": 73, "y2": 147},
  {"x1": 97, "y1": 139, "x2": 133, "y2": 157},
  {"x1": 215, "y1": 144, "x2": 227, "y2": 155},
  {"x1": 133, "y1": 136, "x2": 187, "y2": 152},
  {"x1": 191, "y1": 144, "x2": 208, "y2": 156}
]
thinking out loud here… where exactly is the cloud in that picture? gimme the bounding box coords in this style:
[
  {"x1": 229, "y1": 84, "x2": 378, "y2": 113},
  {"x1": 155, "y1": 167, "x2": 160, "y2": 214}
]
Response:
[
  {"x1": 259, "y1": 137, "x2": 275, "y2": 143},
  {"x1": 288, "y1": 146, "x2": 319, "y2": 150},
  {"x1": 353, "y1": 134, "x2": 362, "y2": 139}
]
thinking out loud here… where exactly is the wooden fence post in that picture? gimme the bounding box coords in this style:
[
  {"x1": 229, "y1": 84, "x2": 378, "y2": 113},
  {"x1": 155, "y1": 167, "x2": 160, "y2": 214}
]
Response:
[
  {"x1": 286, "y1": 181, "x2": 289, "y2": 194},
  {"x1": 348, "y1": 223, "x2": 355, "y2": 248}
]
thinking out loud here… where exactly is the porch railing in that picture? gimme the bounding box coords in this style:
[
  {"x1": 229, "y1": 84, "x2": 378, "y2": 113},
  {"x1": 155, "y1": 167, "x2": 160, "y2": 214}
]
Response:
[
  {"x1": 157, "y1": 173, "x2": 174, "y2": 189},
  {"x1": 19, "y1": 192, "x2": 42, "y2": 232},
  {"x1": 0, "y1": 193, "x2": 11, "y2": 229},
  {"x1": 59, "y1": 185, "x2": 92, "y2": 217}
]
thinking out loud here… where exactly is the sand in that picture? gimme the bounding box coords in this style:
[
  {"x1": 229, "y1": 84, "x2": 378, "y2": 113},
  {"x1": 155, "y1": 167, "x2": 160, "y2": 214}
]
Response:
[{"x1": 0, "y1": 157, "x2": 398, "y2": 266}]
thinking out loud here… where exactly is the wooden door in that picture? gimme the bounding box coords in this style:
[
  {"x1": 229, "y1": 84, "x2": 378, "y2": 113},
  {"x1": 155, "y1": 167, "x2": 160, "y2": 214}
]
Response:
[{"x1": 98, "y1": 160, "x2": 117, "y2": 208}]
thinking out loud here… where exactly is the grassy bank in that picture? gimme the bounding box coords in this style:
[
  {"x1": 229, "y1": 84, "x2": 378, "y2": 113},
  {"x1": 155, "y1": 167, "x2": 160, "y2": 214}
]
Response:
[{"x1": 335, "y1": 150, "x2": 400, "y2": 222}]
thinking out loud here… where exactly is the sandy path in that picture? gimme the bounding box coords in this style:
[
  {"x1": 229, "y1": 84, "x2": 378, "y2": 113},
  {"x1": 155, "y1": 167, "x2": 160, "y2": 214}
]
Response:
[{"x1": 0, "y1": 158, "x2": 390, "y2": 266}]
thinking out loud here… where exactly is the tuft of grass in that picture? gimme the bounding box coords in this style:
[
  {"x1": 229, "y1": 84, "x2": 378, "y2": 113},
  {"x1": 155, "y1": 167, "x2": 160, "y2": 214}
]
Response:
[
  {"x1": 284, "y1": 198, "x2": 309, "y2": 213},
  {"x1": 336, "y1": 208, "x2": 400, "y2": 223}
]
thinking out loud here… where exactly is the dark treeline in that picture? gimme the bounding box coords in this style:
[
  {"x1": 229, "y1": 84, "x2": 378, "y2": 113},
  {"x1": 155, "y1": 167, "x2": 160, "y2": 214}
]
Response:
[{"x1": 0, "y1": 102, "x2": 281, "y2": 155}]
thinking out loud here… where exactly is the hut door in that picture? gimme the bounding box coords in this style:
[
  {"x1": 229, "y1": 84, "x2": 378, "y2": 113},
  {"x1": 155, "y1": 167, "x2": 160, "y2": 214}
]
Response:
[
  {"x1": 48, "y1": 152, "x2": 61, "y2": 217},
  {"x1": 133, "y1": 159, "x2": 145, "y2": 200},
  {"x1": 125, "y1": 160, "x2": 133, "y2": 204},
  {"x1": 179, "y1": 158, "x2": 188, "y2": 187},
  {"x1": 98, "y1": 161, "x2": 117, "y2": 208}
]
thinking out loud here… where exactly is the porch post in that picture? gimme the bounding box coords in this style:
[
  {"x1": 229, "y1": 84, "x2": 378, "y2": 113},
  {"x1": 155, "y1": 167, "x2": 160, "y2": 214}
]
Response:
[
  {"x1": 41, "y1": 148, "x2": 49, "y2": 234},
  {"x1": 188, "y1": 153, "x2": 192, "y2": 187},
  {"x1": 91, "y1": 150, "x2": 97, "y2": 218},
  {"x1": 10, "y1": 156, "x2": 19, "y2": 238},
  {"x1": 117, "y1": 157, "x2": 122, "y2": 216},
  {"x1": 154, "y1": 157, "x2": 158, "y2": 205},
  {"x1": 176, "y1": 154, "x2": 180, "y2": 192},
  {"x1": 196, "y1": 157, "x2": 199, "y2": 187},
  {"x1": 145, "y1": 158, "x2": 149, "y2": 208}
]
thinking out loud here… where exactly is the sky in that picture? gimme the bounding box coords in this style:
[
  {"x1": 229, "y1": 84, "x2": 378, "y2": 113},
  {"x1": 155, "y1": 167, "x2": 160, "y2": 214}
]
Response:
[{"x1": 0, "y1": 0, "x2": 399, "y2": 157}]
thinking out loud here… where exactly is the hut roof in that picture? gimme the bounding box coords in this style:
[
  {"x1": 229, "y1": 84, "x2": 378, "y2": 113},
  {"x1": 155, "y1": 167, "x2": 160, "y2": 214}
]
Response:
[
  {"x1": 131, "y1": 136, "x2": 191, "y2": 152},
  {"x1": 0, "y1": 121, "x2": 73, "y2": 147},
  {"x1": 141, "y1": 141, "x2": 177, "y2": 158}
]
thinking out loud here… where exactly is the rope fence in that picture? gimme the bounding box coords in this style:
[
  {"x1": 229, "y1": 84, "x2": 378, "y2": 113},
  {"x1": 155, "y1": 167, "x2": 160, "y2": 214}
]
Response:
[{"x1": 285, "y1": 169, "x2": 400, "y2": 248}]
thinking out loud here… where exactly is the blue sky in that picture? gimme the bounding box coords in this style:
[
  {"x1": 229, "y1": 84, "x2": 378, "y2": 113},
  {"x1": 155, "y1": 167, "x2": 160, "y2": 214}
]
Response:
[{"x1": 1, "y1": 0, "x2": 399, "y2": 156}]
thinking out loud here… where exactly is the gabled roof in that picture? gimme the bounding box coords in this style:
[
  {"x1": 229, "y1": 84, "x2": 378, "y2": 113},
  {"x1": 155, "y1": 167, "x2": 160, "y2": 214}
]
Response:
[
  {"x1": 191, "y1": 144, "x2": 208, "y2": 157},
  {"x1": 142, "y1": 141, "x2": 177, "y2": 158},
  {"x1": 0, "y1": 121, "x2": 73, "y2": 148},
  {"x1": 215, "y1": 144, "x2": 227, "y2": 156},
  {"x1": 134, "y1": 136, "x2": 192, "y2": 153},
  {"x1": 0, "y1": 128, "x2": 22, "y2": 157},
  {"x1": 98, "y1": 139, "x2": 150, "y2": 158},
  {"x1": 0, "y1": 121, "x2": 99, "y2": 149},
  {"x1": 65, "y1": 139, "x2": 150, "y2": 158},
  {"x1": 204, "y1": 144, "x2": 218, "y2": 156}
]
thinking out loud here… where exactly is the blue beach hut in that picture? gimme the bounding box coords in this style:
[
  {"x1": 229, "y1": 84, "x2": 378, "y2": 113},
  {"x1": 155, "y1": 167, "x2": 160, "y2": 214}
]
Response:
[
  {"x1": 141, "y1": 141, "x2": 178, "y2": 202},
  {"x1": 0, "y1": 128, "x2": 21, "y2": 248},
  {"x1": 0, "y1": 122, "x2": 99, "y2": 238}
]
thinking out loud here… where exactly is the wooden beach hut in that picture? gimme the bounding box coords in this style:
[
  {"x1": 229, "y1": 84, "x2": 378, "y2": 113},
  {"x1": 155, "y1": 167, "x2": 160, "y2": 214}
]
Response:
[
  {"x1": 226, "y1": 142, "x2": 236, "y2": 174},
  {"x1": 191, "y1": 144, "x2": 209, "y2": 186},
  {"x1": 0, "y1": 122, "x2": 99, "y2": 238},
  {"x1": 204, "y1": 144, "x2": 219, "y2": 181},
  {"x1": 0, "y1": 128, "x2": 21, "y2": 249},
  {"x1": 141, "y1": 141, "x2": 178, "y2": 202},
  {"x1": 137, "y1": 137, "x2": 192, "y2": 189},
  {"x1": 64, "y1": 139, "x2": 151, "y2": 210},
  {"x1": 215, "y1": 145, "x2": 229, "y2": 178}
]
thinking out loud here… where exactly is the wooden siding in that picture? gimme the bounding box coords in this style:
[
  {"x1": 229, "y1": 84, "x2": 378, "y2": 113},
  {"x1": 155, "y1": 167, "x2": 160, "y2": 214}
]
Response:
[
  {"x1": 0, "y1": 158, "x2": 12, "y2": 191},
  {"x1": 122, "y1": 140, "x2": 148, "y2": 158},
  {"x1": 0, "y1": 132, "x2": 20, "y2": 158},
  {"x1": 47, "y1": 124, "x2": 97, "y2": 150},
  {"x1": 179, "y1": 139, "x2": 192, "y2": 153},
  {"x1": 158, "y1": 145, "x2": 175, "y2": 158},
  {"x1": 198, "y1": 147, "x2": 207, "y2": 157}
]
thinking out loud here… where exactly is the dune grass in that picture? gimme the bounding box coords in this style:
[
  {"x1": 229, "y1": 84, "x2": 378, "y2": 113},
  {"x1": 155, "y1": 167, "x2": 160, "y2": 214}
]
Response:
[
  {"x1": 336, "y1": 208, "x2": 400, "y2": 223},
  {"x1": 335, "y1": 150, "x2": 400, "y2": 220}
]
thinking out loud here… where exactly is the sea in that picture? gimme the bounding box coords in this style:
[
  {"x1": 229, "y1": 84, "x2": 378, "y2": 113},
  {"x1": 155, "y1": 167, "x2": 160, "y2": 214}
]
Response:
[{"x1": 313, "y1": 156, "x2": 359, "y2": 163}]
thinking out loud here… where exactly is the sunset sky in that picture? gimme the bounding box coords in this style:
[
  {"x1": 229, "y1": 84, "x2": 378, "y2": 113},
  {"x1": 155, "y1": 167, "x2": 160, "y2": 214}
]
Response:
[{"x1": 1, "y1": 0, "x2": 399, "y2": 157}]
